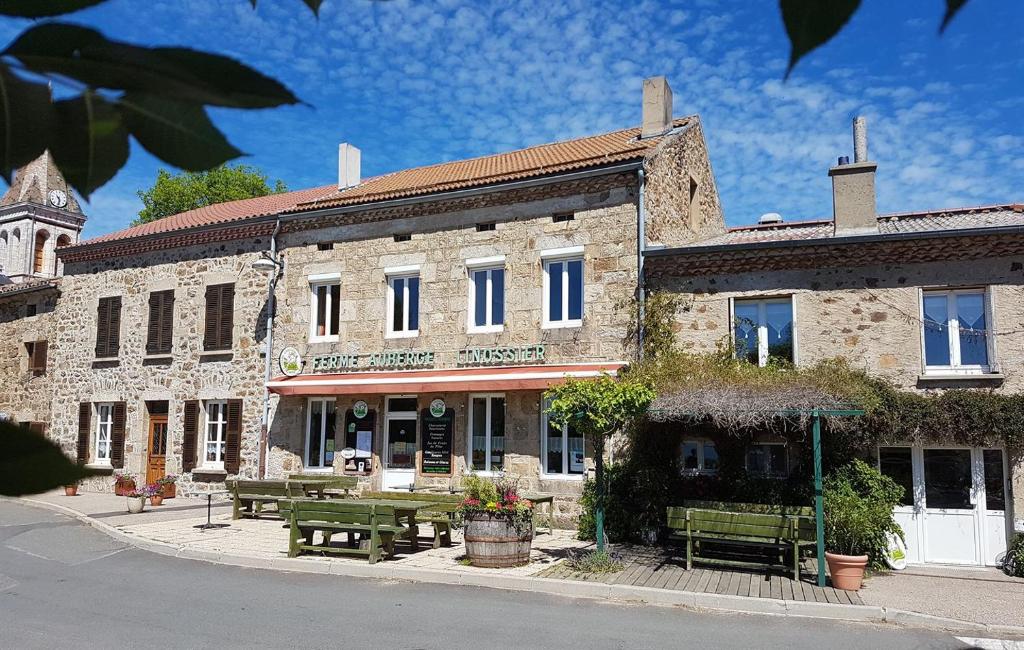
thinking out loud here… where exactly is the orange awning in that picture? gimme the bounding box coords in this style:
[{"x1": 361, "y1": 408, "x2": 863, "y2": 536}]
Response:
[{"x1": 266, "y1": 362, "x2": 625, "y2": 396}]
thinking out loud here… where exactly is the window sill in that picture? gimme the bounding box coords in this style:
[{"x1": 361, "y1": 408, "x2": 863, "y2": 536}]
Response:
[
  {"x1": 540, "y1": 473, "x2": 584, "y2": 481},
  {"x1": 191, "y1": 468, "x2": 228, "y2": 481},
  {"x1": 199, "y1": 351, "x2": 233, "y2": 363},
  {"x1": 91, "y1": 357, "x2": 119, "y2": 368},
  {"x1": 385, "y1": 331, "x2": 419, "y2": 339},
  {"x1": 308, "y1": 336, "x2": 340, "y2": 344},
  {"x1": 143, "y1": 354, "x2": 173, "y2": 364},
  {"x1": 541, "y1": 321, "x2": 583, "y2": 330},
  {"x1": 467, "y1": 326, "x2": 504, "y2": 335},
  {"x1": 299, "y1": 467, "x2": 334, "y2": 474},
  {"x1": 918, "y1": 372, "x2": 1004, "y2": 382},
  {"x1": 84, "y1": 463, "x2": 114, "y2": 475}
]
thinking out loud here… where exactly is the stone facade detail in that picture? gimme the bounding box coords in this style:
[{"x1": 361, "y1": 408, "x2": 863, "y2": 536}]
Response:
[{"x1": 0, "y1": 285, "x2": 58, "y2": 426}]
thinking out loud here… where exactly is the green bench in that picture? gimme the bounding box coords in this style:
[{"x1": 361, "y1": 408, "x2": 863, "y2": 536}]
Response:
[
  {"x1": 667, "y1": 504, "x2": 816, "y2": 581},
  {"x1": 230, "y1": 480, "x2": 299, "y2": 520},
  {"x1": 288, "y1": 473, "x2": 358, "y2": 498},
  {"x1": 682, "y1": 500, "x2": 815, "y2": 517},
  {"x1": 362, "y1": 491, "x2": 457, "y2": 549},
  {"x1": 286, "y1": 500, "x2": 409, "y2": 563}
]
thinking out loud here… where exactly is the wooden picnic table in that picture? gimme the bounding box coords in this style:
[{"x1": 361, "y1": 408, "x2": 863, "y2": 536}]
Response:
[
  {"x1": 406, "y1": 487, "x2": 555, "y2": 534},
  {"x1": 286, "y1": 497, "x2": 437, "y2": 552}
]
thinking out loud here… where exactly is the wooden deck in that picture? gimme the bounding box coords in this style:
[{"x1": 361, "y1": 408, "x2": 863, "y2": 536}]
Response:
[{"x1": 533, "y1": 545, "x2": 863, "y2": 605}]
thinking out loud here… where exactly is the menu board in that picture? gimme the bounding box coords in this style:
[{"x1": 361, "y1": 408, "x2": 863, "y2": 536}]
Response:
[
  {"x1": 344, "y1": 408, "x2": 375, "y2": 474},
  {"x1": 420, "y1": 407, "x2": 453, "y2": 475}
]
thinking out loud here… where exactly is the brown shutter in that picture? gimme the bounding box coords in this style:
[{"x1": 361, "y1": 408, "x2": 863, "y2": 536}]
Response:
[
  {"x1": 110, "y1": 401, "x2": 126, "y2": 469},
  {"x1": 218, "y1": 285, "x2": 234, "y2": 351},
  {"x1": 107, "y1": 296, "x2": 121, "y2": 357},
  {"x1": 28, "y1": 422, "x2": 45, "y2": 435},
  {"x1": 224, "y1": 399, "x2": 242, "y2": 475},
  {"x1": 77, "y1": 402, "x2": 90, "y2": 464},
  {"x1": 182, "y1": 400, "x2": 198, "y2": 472},
  {"x1": 203, "y1": 286, "x2": 220, "y2": 350},
  {"x1": 95, "y1": 296, "x2": 122, "y2": 357},
  {"x1": 160, "y1": 290, "x2": 175, "y2": 354},
  {"x1": 146, "y1": 290, "x2": 174, "y2": 355},
  {"x1": 146, "y1": 292, "x2": 160, "y2": 354},
  {"x1": 95, "y1": 299, "x2": 109, "y2": 357},
  {"x1": 32, "y1": 339, "x2": 47, "y2": 374}
]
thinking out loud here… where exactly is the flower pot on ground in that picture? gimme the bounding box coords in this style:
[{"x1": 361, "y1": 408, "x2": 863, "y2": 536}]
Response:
[
  {"x1": 64, "y1": 484, "x2": 78, "y2": 496},
  {"x1": 126, "y1": 495, "x2": 146, "y2": 514},
  {"x1": 157, "y1": 474, "x2": 177, "y2": 499},
  {"x1": 114, "y1": 472, "x2": 136, "y2": 497},
  {"x1": 146, "y1": 483, "x2": 164, "y2": 506},
  {"x1": 456, "y1": 476, "x2": 534, "y2": 568},
  {"x1": 825, "y1": 552, "x2": 870, "y2": 590}
]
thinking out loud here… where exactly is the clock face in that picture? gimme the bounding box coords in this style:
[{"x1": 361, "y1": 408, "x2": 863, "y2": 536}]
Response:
[{"x1": 48, "y1": 189, "x2": 68, "y2": 208}]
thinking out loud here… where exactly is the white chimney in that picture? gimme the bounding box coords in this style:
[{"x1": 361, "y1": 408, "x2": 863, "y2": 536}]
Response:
[
  {"x1": 853, "y1": 116, "x2": 868, "y2": 163},
  {"x1": 641, "y1": 76, "x2": 673, "y2": 139},
  {"x1": 758, "y1": 212, "x2": 783, "y2": 225},
  {"x1": 829, "y1": 116, "x2": 877, "y2": 234},
  {"x1": 338, "y1": 143, "x2": 361, "y2": 190}
]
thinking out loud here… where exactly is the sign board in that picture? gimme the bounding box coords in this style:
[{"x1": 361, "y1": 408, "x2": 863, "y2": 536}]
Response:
[
  {"x1": 457, "y1": 344, "x2": 545, "y2": 366},
  {"x1": 352, "y1": 400, "x2": 368, "y2": 419},
  {"x1": 304, "y1": 344, "x2": 548, "y2": 373},
  {"x1": 420, "y1": 407, "x2": 454, "y2": 475},
  {"x1": 340, "y1": 447, "x2": 356, "y2": 460},
  {"x1": 279, "y1": 347, "x2": 302, "y2": 376},
  {"x1": 344, "y1": 408, "x2": 375, "y2": 474},
  {"x1": 312, "y1": 350, "x2": 434, "y2": 372},
  {"x1": 429, "y1": 398, "x2": 446, "y2": 418}
]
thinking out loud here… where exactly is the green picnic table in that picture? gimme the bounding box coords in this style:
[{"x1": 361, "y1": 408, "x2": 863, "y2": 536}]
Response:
[
  {"x1": 332, "y1": 498, "x2": 437, "y2": 552},
  {"x1": 407, "y1": 486, "x2": 555, "y2": 534}
]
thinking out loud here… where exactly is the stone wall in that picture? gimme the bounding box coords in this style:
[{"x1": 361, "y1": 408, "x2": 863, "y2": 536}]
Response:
[{"x1": 0, "y1": 287, "x2": 58, "y2": 426}]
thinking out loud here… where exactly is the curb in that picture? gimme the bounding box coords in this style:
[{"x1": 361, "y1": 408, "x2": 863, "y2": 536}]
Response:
[{"x1": 10, "y1": 496, "x2": 1024, "y2": 638}]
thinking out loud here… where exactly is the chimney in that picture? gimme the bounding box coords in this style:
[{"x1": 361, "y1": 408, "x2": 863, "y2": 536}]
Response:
[
  {"x1": 338, "y1": 143, "x2": 361, "y2": 190},
  {"x1": 641, "y1": 76, "x2": 673, "y2": 139},
  {"x1": 829, "y1": 116, "x2": 877, "y2": 234}
]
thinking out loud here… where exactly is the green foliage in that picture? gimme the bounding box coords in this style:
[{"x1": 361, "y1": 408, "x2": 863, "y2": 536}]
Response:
[
  {"x1": 134, "y1": 164, "x2": 287, "y2": 225},
  {"x1": 823, "y1": 460, "x2": 904, "y2": 567},
  {"x1": 0, "y1": 420, "x2": 97, "y2": 496},
  {"x1": 545, "y1": 375, "x2": 655, "y2": 448},
  {"x1": 1002, "y1": 534, "x2": 1024, "y2": 578},
  {"x1": 565, "y1": 549, "x2": 625, "y2": 574},
  {"x1": 456, "y1": 475, "x2": 534, "y2": 531},
  {"x1": 623, "y1": 291, "x2": 682, "y2": 361}
]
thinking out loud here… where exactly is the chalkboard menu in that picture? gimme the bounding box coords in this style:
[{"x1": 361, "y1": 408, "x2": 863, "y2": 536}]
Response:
[{"x1": 420, "y1": 407, "x2": 454, "y2": 475}]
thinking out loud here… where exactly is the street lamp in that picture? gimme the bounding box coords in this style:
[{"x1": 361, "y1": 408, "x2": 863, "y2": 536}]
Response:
[{"x1": 252, "y1": 250, "x2": 283, "y2": 479}]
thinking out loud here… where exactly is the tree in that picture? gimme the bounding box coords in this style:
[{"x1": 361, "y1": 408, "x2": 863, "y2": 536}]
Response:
[
  {"x1": 545, "y1": 375, "x2": 655, "y2": 553},
  {"x1": 134, "y1": 164, "x2": 287, "y2": 225},
  {"x1": 0, "y1": 419, "x2": 96, "y2": 496}
]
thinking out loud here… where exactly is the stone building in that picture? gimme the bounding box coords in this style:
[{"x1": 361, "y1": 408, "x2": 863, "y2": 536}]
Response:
[{"x1": 644, "y1": 118, "x2": 1024, "y2": 567}]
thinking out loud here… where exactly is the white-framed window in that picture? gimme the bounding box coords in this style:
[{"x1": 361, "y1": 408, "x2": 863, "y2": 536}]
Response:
[
  {"x1": 386, "y1": 268, "x2": 420, "y2": 338},
  {"x1": 733, "y1": 297, "x2": 795, "y2": 366},
  {"x1": 921, "y1": 288, "x2": 992, "y2": 374},
  {"x1": 468, "y1": 394, "x2": 505, "y2": 473},
  {"x1": 305, "y1": 397, "x2": 336, "y2": 469},
  {"x1": 309, "y1": 274, "x2": 341, "y2": 342},
  {"x1": 745, "y1": 442, "x2": 788, "y2": 477},
  {"x1": 94, "y1": 403, "x2": 113, "y2": 464},
  {"x1": 541, "y1": 398, "x2": 584, "y2": 477},
  {"x1": 467, "y1": 257, "x2": 505, "y2": 333},
  {"x1": 203, "y1": 400, "x2": 228, "y2": 469},
  {"x1": 542, "y1": 247, "x2": 584, "y2": 328},
  {"x1": 680, "y1": 439, "x2": 719, "y2": 475}
]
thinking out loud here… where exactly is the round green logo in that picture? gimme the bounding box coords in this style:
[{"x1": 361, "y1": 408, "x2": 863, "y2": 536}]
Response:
[
  {"x1": 352, "y1": 400, "x2": 368, "y2": 419},
  {"x1": 429, "y1": 398, "x2": 446, "y2": 418}
]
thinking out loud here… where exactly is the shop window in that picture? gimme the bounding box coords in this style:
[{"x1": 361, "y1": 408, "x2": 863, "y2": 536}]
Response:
[
  {"x1": 878, "y1": 446, "x2": 914, "y2": 507},
  {"x1": 541, "y1": 398, "x2": 584, "y2": 476},
  {"x1": 203, "y1": 283, "x2": 235, "y2": 351},
  {"x1": 680, "y1": 439, "x2": 719, "y2": 474},
  {"x1": 923, "y1": 448, "x2": 972, "y2": 509},
  {"x1": 94, "y1": 403, "x2": 114, "y2": 464},
  {"x1": 306, "y1": 398, "x2": 336, "y2": 469},
  {"x1": 733, "y1": 297, "x2": 794, "y2": 366},
  {"x1": 203, "y1": 400, "x2": 228, "y2": 469},
  {"x1": 468, "y1": 264, "x2": 504, "y2": 333},
  {"x1": 745, "y1": 443, "x2": 788, "y2": 477},
  {"x1": 921, "y1": 289, "x2": 991, "y2": 374},
  {"x1": 542, "y1": 250, "x2": 583, "y2": 328},
  {"x1": 309, "y1": 276, "x2": 341, "y2": 341},
  {"x1": 386, "y1": 271, "x2": 420, "y2": 338},
  {"x1": 469, "y1": 394, "x2": 505, "y2": 473}
]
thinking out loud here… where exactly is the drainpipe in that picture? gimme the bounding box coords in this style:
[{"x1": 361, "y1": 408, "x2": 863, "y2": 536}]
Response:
[
  {"x1": 636, "y1": 167, "x2": 646, "y2": 360},
  {"x1": 258, "y1": 218, "x2": 282, "y2": 479}
]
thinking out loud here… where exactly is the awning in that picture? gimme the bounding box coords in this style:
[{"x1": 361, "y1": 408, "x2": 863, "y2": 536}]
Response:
[{"x1": 266, "y1": 362, "x2": 626, "y2": 396}]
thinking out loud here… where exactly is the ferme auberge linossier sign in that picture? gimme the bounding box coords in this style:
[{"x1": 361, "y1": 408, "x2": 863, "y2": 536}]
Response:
[{"x1": 308, "y1": 344, "x2": 546, "y2": 373}]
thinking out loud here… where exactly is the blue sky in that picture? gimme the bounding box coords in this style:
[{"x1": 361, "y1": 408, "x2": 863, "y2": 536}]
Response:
[{"x1": 2, "y1": 0, "x2": 1022, "y2": 238}]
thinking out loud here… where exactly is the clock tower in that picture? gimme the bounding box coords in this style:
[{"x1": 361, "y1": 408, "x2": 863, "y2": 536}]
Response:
[{"x1": 0, "y1": 151, "x2": 86, "y2": 283}]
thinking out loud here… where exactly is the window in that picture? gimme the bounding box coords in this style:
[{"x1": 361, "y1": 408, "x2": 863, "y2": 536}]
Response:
[
  {"x1": 552, "y1": 213, "x2": 575, "y2": 223},
  {"x1": 467, "y1": 262, "x2": 504, "y2": 333},
  {"x1": 469, "y1": 394, "x2": 505, "y2": 473},
  {"x1": 25, "y1": 340, "x2": 47, "y2": 375},
  {"x1": 33, "y1": 229, "x2": 48, "y2": 274},
  {"x1": 476, "y1": 223, "x2": 496, "y2": 232},
  {"x1": 316, "y1": 242, "x2": 333, "y2": 251},
  {"x1": 983, "y1": 449, "x2": 1005, "y2": 511},
  {"x1": 203, "y1": 400, "x2": 228, "y2": 469},
  {"x1": 146, "y1": 290, "x2": 175, "y2": 355},
  {"x1": 203, "y1": 284, "x2": 235, "y2": 351},
  {"x1": 386, "y1": 271, "x2": 420, "y2": 338},
  {"x1": 95, "y1": 403, "x2": 114, "y2": 464},
  {"x1": 921, "y1": 289, "x2": 991, "y2": 373},
  {"x1": 393, "y1": 234, "x2": 411, "y2": 242},
  {"x1": 306, "y1": 398, "x2": 337, "y2": 469},
  {"x1": 309, "y1": 276, "x2": 341, "y2": 341},
  {"x1": 542, "y1": 398, "x2": 584, "y2": 476},
  {"x1": 680, "y1": 440, "x2": 719, "y2": 474},
  {"x1": 745, "y1": 443, "x2": 788, "y2": 477},
  {"x1": 94, "y1": 296, "x2": 122, "y2": 358},
  {"x1": 26, "y1": 303, "x2": 37, "y2": 317},
  {"x1": 733, "y1": 297, "x2": 794, "y2": 366},
  {"x1": 542, "y1": 250, "x2": 584, "y2": 328},
  {"x1": 878, "y1": 447, "x2": 914, "y2": 507}
]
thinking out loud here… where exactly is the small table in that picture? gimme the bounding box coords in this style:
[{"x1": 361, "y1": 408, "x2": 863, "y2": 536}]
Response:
[
  {"x1": 523, "y1": 494, "x2": 555, "y2": 535},
  {"x1": 193, "y1": 489, "x2": 230, "y2": 530}
]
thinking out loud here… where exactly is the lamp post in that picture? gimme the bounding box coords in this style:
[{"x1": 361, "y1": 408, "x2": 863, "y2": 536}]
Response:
[{"x1": 252, "y1": 251, "x2": 282, "y2": 479}]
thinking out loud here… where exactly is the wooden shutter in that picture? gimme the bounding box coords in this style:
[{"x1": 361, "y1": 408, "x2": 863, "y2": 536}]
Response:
[
  {"x1": 28, "y1": 422, "x2": 45, "y2": 435},
  {"x1": 182, "y1": 400, "x2": 198, "y2": 472},
  {"x1": 77, "y1": 402, "x2": 91, "y2": 464},
  {"x1": 218, "y1": 285, "x2": 234, "y2": 351},
  {"x1": 95, "y1": 296, "x2": 122, "y2": 357},
  {"x1": 95, "y1": 299, "x2": 109, "y2": 357},
  {"x1": 110, "y1": 401, "x2": 126, "y2": 469},
  {"x1": 146, "y1": 290, "x2": 174, "y2": 355},
  {"x1": 31, "y1": 340, "x2": 47, "y2": 374},
  {"x1": 107, "y1": 296, "x2": 121, "y2": 356},
  {"x1": 203, "y1": 286, "x2": 220, "y2": 350},
  {"x1": 224, "y1": 399, "x2": 242, "y2": 475}
]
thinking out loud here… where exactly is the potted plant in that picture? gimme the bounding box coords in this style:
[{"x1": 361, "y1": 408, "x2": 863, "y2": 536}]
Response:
[
  {"x1": 456, "y1": 476, "x2": 534, "y2": 568},
  {"x1": 146, "y1": 482, "x2": 164, "y2": 506},
  {"x1": 114, "y1": 471, "x2": 136, "y2": 497},
  {"x1": 64, "y1": 482, "x2": 79, "y2": 496},
  {"x1": 157, "y1": 474, "x2": 178, "y2": 499},
  {"x1": 824, "y1": 460, "x2": 905, "y2": 591},
  {"x1": 125, "y1": 486, "x2": 150, "y2": 514}
]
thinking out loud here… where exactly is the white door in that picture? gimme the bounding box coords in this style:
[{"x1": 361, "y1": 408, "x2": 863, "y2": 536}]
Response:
[
  {"x1": 382, "y1": 396, "x2": 417, "y2": 491},
  {"x1": 921, "y1": 448, "x2": 979, "y2": 564}
]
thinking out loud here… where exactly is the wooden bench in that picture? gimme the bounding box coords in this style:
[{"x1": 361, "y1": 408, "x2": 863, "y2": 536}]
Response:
[
  {"x1": 362, "y1": 491, "x2": 457, "y2": 549},
  {"x1": 666, "y1": 505, "x2": 816, "y2": 580},
  {"x1": 682, "y1": 500, "x2": 815, "y2": 517},
  {"x1": 286, "y1": 500, "x2": 409, "y2": 563},
  {"x1": 229, "y1": 480, "x2": 293, "y2": 520},
  {"x1": 288, "y1": 473, "x2": 358, "y2": 499}
]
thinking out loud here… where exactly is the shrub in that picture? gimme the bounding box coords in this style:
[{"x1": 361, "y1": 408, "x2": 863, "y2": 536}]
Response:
[
  {"x1": 1002, "y1": 534, "x2": 1024, "y2": 578},
  {"x1": 824, "y1": 460, "x2": 904, "y2": 567},
  {"x1": 565, "y1": 549, "x2": 625, "y2": 573}
]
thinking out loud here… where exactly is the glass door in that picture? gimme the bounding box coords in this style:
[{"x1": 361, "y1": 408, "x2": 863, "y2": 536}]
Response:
[
  {"x1": 981, "y1": 449, "x2": 1009, "y2": 565},
  {"x1": 383, "y1": 396, "x2": 417, "y2": 490},
  {"x1": 921, "y1": 448, "x2": 979, "y2": 565}
]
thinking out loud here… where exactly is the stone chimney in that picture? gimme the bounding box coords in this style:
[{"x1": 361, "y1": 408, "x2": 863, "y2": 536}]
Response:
[
  {"x1": 829, "y1": 116, "x2": 877, "y2": 235},
  {"x1": 641, "y1": 76, "x2": 673, "y2": 139},
  {"x1": 338, "y1": 143, "x2": 361, "y2": 190}
]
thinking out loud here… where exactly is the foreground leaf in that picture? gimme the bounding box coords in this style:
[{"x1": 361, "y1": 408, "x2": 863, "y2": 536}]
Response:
[
  {"x1": 5, "y1": 23, "x2": 300, "y2": 108},
  {"x1": 780, "y1": 0, "x2": 861, "y2": 79},
  {"x1": 49, "y1": 91, "x2": 129, "y2": 198},
  {"x1": 0, "y1": 420, "x2": 96, "y2": 497},
  {"x1": 0, "y1": 0, "x2": 107, "y2": 17},
  {"x1": 0, "y1": 64, "x2": 51, "y2": 182},
  {"x1": 250, "y1": 0, "x2": 323, "y2": 16},
  {"x1": 119, "y1": 93, "x2": 242, "y2": 171},
  {"x1": 940, "y1": 0, "x2": 968, "y2": 33}
]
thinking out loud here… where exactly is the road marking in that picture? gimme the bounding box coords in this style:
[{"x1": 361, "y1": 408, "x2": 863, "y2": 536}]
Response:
[
  {"x1": 956, "y1": 637, "x2": 1024, "y2": 649},
  {"x1": 4, "y1": 543, "x2": 127, "y2": 565}
]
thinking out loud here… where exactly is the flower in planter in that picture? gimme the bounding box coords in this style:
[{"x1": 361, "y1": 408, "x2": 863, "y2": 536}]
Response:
[
  {"x1": 455, "y1": 475, "x2": 534, "y2": 531},
  {"x1": 157, "y1": 474, "x2": 178, "y2": 486}
]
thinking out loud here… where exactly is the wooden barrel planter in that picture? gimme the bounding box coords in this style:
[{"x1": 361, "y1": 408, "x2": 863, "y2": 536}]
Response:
[{"x1": 463, "y1": 514, "x2": 534, "y2": 568}]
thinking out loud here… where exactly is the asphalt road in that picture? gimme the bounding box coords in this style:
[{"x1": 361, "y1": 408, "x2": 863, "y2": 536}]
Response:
[{"x1": 0, "y1": 500, "x2": 973, "y2": 649}]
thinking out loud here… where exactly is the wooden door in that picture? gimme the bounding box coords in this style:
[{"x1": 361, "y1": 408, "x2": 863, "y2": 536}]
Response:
[{"x1": 146, "y1": 416, "x2": 168, "y2": 486}]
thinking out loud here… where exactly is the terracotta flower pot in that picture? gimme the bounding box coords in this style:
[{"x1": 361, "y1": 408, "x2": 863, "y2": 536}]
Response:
[
  {"x1": 825, "y1": 551, "x2": 869, "y2": 591},
  {"x1": 64, "y1": 485, "x2": 78, "y2": 496},
  {"x1": 126, "y1": 496, "x2": 146, "y2": 514},
  {"x1": 160, "y1": 483, "x2": 176, "y2": 499},
  {"x1": 149, "y1": 495, "x2": 164, "y2": 506}
]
